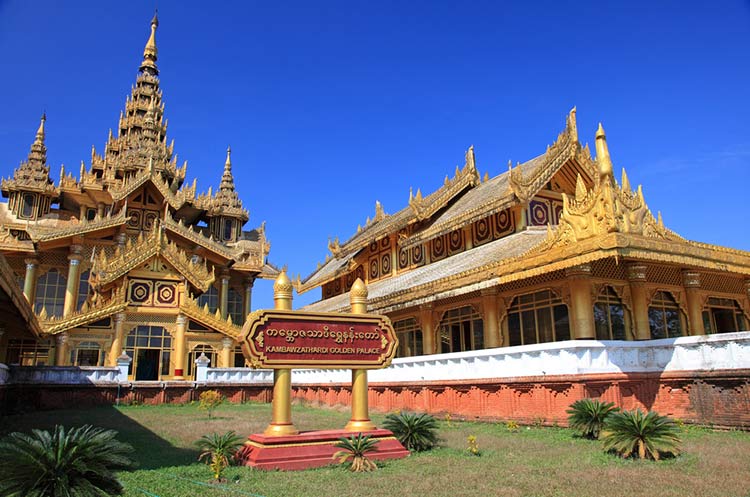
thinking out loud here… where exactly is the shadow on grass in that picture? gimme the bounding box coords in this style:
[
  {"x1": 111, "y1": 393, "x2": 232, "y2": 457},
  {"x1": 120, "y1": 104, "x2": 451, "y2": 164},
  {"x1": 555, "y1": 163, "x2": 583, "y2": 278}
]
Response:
[{"x1": 0, "y1": 405, "x2": 200, "y2": 470}]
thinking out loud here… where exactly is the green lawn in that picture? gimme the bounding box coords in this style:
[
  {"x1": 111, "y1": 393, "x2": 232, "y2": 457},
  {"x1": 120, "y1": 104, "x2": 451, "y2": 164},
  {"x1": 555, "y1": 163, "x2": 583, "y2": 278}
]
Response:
[{"x1": 2, "y1": 402, "x2": 750, "y2": 497}]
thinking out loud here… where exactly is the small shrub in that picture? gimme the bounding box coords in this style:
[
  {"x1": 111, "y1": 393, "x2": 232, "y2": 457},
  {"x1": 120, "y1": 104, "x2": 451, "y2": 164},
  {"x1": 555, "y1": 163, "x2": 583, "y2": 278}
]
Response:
[
  {"x1": 382, "y1": 411, "x2": 439, "y2": 452},
  {"x1": 466, "y1": 435, "x2": 481, "y2": 456},
  {"x1": 332, "y1": 434, "x2": 379, "y2": 472},
  {"x1": 199, "y1": 390, "x2": 224, "y2": 419},
  {"x1": 601, "y1": 409, "x2": 681, "y2": 460},
  {"x1": 444, "y1": 413, "x2": 452, "y2": 427},
  {"x1": 196, "y1": 431, "x2": 245, "y2": 481},
  {"x1": 567, "y1": 398, "x2": 620, "y2": 439},
  {"x1": 0, "y1": 425, "x2": 135, "y2": 497},
  {"x1": 533, "y1": 416, "x2": 545, "y2": 429},
  {"x1": 505, "y1": 420, "x2": 519, "y2": 432}
]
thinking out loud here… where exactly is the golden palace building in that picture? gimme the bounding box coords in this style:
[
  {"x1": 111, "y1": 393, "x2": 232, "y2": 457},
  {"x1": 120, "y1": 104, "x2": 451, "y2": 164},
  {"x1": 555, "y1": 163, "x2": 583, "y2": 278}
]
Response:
[
  {"x1": 299, "y1": 109, "x2": 750, "y2": 355},
  {"x1": 0, "y1": 15, "x2": 278, "y2": 380}
]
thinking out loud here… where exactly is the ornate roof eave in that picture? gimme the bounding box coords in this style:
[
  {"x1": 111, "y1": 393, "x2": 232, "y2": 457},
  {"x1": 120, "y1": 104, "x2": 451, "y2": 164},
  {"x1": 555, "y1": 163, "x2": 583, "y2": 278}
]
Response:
[
  {"x1": 340, "y1": 230, "x2": 750, "y2": 315},
  {"x1": 180, "y1": 297, "x2": 242, "y2": 338},
  {"x1": 334, "y1": 145, "x2": 482, "y2": 259},
  {"x1": 0, "y1": 253, "x2": 43, "y2": 338},
  {"x1": 162, "y1": 213, "x2": 238, "y2": 260},
  {"x1": 161, "y1": 238, "x2": 216, "y2": 292},
  {"x1": 40, "y1": 285, "x2": 128, "y2": 335},
  {"x1": 26, "y1": 208, "x2": 128, "y2": 243},
  {"x1": 92, "y1": 225, "x2": 215, "y2": 292},
  {"x1": 0, "y1": 229, "x2": 35, "y2": 253},
  {"x1": 296, "y1": 255, "x2": 351, "y2": 294},
  {"x1": 401, "y1": 111, "x2": 593, "y2": 250},
  {"x1": 107, "y1": 167, "x2": 190, "y2": 210},
  {"x1": 1, "y1": 177, "x2": 60, "y2": 197}
]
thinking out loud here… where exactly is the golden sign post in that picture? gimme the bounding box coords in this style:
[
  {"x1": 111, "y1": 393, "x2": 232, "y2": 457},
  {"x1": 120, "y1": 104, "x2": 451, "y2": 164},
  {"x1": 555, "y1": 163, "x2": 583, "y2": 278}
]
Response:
[
  {"x1": 345, "y1": 279, "x2": 376, "y2": 431},
  {"x1": 237, "y1": 272, "x2": 407, "y2": 469},
  {"x1": 265, "y1": 271, "x2": 298, "y2": 436}
]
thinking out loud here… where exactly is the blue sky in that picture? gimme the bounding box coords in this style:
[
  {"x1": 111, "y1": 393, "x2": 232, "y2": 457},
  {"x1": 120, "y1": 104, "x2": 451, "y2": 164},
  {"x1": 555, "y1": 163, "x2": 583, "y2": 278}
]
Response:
[{"x1": 1, "y1": 0, "x2": 748, "y2": 309}]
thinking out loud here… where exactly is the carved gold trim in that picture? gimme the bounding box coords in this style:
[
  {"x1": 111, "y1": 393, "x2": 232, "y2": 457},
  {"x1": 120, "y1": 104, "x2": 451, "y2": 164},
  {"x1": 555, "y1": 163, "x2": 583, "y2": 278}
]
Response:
[{"x1": 179, "y1": 296, "x2": 242, "y2": 339}]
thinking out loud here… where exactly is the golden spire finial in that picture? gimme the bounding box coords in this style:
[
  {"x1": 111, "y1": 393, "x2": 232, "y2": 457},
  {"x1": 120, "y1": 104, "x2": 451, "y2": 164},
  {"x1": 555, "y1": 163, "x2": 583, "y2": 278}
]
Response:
[
  {"x1": 140, "y1": 11, "x2": 159, "y2": 75},
  {"x1": 219, "y1": 146, "x2": 236, "y2": 192},
  {"x1": 35, "y1": 113, "x2": 46, "y2": 143},
  {"x1": 594, "y1": 122, "x2": 614, "y2": 180}
]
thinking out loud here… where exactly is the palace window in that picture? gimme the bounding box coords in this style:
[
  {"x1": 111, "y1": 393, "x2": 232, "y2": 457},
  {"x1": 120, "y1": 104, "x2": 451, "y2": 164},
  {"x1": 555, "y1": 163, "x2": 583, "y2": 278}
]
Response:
[
  {"x1": 594, "y1": 287, "x2": 628, "y2": 340},
  {"x1": 394, "y1": 317, "x2": 423, "y2": 358},
  {"x1": 21, "y1": 193, "x2": 35, "y2": 218},
  {"x1": 125, "y1": 326, "x2": 172, "y2": 380},
  {"x1": 77, "y1": 270, "x2": 91, "y2": 310},
  {"x1": 187, "y1": 344, "x2": 218, "y2": 378},
  {"x1": 35, "y1": 269, "x2": 67, "y2": 317},
  {"x1": 223, "y1": 219, "x2": 234, "y2": 241},
  {"x1": 197, "y1": 285, "x2": 219, "y2": 313},
  {"x1": 648, "y1": 291, "x2": 683, "y2": 339},
  {"x1": 439, "y1": 306, "x2": 483, "y2": 354},
  {"x1": 507, "y1": 290, "x2": 570, "y2": 346},
  {"x1": 73, "y1": 341, "x2": 103, "y2": 366},
  {"x1": 702, "y1": 298, "x2": 747, "y2": 334},
  {"x1": 234, "y1": 346, "x2": 248, "y2": 367},
  {"x1": 227, "y1": 287, "x2": 244, "y2": 324},
  {"x1": 5, "y1": 339, "x2": 51, "y2": 366}
]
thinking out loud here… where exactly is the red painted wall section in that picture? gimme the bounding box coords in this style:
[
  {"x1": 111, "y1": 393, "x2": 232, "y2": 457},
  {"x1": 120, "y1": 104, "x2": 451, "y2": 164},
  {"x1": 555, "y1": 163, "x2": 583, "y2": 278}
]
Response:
[{"x1": 2, "y1": 369, "x2": 748, "y2": 429}]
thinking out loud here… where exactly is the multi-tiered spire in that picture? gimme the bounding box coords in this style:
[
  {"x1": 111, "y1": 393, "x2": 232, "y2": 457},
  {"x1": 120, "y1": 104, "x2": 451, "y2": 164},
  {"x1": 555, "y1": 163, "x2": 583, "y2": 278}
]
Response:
[
  {"x1": 208, "y1": 147, "x2": 249, "y2": 226},
  {"x1": 1, "y1": 114, "x2": 58, "y2": 218},
  {"x1": 90, "y1": 11, "x2": 182, "y2": 186}
]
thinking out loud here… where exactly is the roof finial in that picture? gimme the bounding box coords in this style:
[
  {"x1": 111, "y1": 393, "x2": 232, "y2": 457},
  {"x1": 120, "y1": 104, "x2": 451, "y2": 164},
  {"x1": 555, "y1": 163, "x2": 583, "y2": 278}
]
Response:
[
  {"x1": 595, "y1": 123, "x2": 614, "y2": 180},
  {"x1": 219, "y1": 146, "x2": 235, "y2": 192},
  {"x1": 140, "y1": 10, "x2": 159, "y2": 75},
  {"x1": 36, "y1": 113, "x2": 46, "y2": 143}
]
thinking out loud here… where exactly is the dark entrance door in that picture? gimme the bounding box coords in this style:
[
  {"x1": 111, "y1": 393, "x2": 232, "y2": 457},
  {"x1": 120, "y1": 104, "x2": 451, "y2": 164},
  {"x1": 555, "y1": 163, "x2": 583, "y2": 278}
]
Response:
[{"x1": 135, "y1": 349, "x2": 160, "y2": 381}]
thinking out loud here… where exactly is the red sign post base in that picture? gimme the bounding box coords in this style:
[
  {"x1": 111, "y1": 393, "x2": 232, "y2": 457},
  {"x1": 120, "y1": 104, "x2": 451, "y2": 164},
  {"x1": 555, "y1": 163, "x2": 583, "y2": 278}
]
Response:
[{"x1": 236, "y1": 429, "x2": 410, "y2": 471}]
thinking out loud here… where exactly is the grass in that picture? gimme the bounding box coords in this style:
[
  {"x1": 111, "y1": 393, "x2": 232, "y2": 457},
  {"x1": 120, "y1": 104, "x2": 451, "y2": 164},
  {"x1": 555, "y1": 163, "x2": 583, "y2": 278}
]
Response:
[{"x1": 2, "y1": 402, "x2": 750, "y2": 497}]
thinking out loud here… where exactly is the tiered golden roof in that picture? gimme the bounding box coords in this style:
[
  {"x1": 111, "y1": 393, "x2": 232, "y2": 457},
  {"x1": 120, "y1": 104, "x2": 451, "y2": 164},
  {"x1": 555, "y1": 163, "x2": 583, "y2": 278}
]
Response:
[
  {"x1": 1, "y1": 114, "x2": 57, "y2": 197},
  {"x1": 301, "y1": 109, "x2": 750, "y2": 314}
]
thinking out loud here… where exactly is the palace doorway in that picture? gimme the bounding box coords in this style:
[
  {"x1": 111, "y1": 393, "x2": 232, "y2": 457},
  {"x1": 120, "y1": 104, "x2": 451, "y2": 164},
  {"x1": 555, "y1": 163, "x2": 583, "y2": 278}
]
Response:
[{"x1": 125, "y1": 325, "x2": 172, "y2": 381}]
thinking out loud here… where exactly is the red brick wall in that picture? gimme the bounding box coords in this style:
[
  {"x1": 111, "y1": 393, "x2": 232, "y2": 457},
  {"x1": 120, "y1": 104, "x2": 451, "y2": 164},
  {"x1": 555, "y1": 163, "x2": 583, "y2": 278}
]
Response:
[
  {"x1": 2, "y1": 370, "x2": 748, "y2": 429},
  {"x1": 294, "y1": 369, "x2": 750, "y2": 429}
]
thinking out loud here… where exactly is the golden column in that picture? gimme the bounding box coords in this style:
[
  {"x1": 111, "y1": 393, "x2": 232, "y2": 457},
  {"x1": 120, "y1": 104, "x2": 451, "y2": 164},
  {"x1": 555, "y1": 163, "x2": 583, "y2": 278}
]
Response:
[
  {"x1": 173, "y1": 314, "x2": 188, "y2": 379},
  {"x1": 219, "y1": 271, "x2": 230, "y2": 321},
  {"x1": 23, "y1": 258, "x2": 38, "y2": 304},
  {"x1": 481, "y1": 288, "x2": 500, "y2": 348},
  {"x1": 345, "y1": 278, "x2": 377, "y2": 432},
  {"x1": 243, "y1": 276, "x2": 255, "y2": 319},
  {"x1": 63, "y1": 245, "x2": 83, "y2": 317},
  {"x1": 264, "y1": 271, "x2": 299, "y2": 436},
  {"x1": 628, "y1": 264, "x2": 652, "y2": 340},
  {"x1": 55, "y1": 332, "x2": 69, "y2": 366},
  {"x1": 107, "y1": 312, "x2": 127, "y2": 366},
  {"x1": 220, "y1": 337, "x2": 233, "y2": 367},
  {"x1": 566, "y1": 264, "x2": 595, "y2": 339},
  {"x1": 420, "y1": 304, "x2": 435, "y2": 354},
  {"x1": 682, "y1": 270, "x2": 705, "y2": 336}
]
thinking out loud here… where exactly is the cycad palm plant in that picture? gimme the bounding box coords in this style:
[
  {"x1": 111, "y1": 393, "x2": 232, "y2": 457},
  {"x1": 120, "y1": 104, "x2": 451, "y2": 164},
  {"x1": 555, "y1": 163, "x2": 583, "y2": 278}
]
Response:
[
  {"x1": 382, "y1": 411, "x2": 440, "y2": 452},
  {"x1": 196, "y1": 431, "x2": 245, "y2": 481},
  {"x1": 601, "y1": 409, "x2": 681, "y2": 460},
  {"x1": 332, "y1": 434, "x2": 380, "y2": 472},
  {"x1": 0, "y1": 424, "x2": 135, "y2": 497},
  {"x1": 566, "y1": 398, "x2": 620, "y2": 439}
]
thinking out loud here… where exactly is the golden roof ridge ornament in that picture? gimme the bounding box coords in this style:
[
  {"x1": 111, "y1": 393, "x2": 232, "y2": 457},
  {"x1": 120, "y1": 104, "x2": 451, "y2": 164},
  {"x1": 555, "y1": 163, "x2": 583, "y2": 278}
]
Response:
[
  {"x1": 595, "y1": 123, "x2": 614, "y2": 179},
  {"x1": 540, "y1": 124, "x2": 682, "y2": 247},
  {"x1": 140, "y1": 10, "x2": 159, "y2": 75}
]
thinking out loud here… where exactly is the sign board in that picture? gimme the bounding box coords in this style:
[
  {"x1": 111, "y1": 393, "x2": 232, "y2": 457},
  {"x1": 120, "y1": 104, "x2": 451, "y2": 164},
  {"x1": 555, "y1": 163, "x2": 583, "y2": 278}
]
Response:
[{"x1": 239, "y1": 309, "x2": 398, "y2": 369}]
